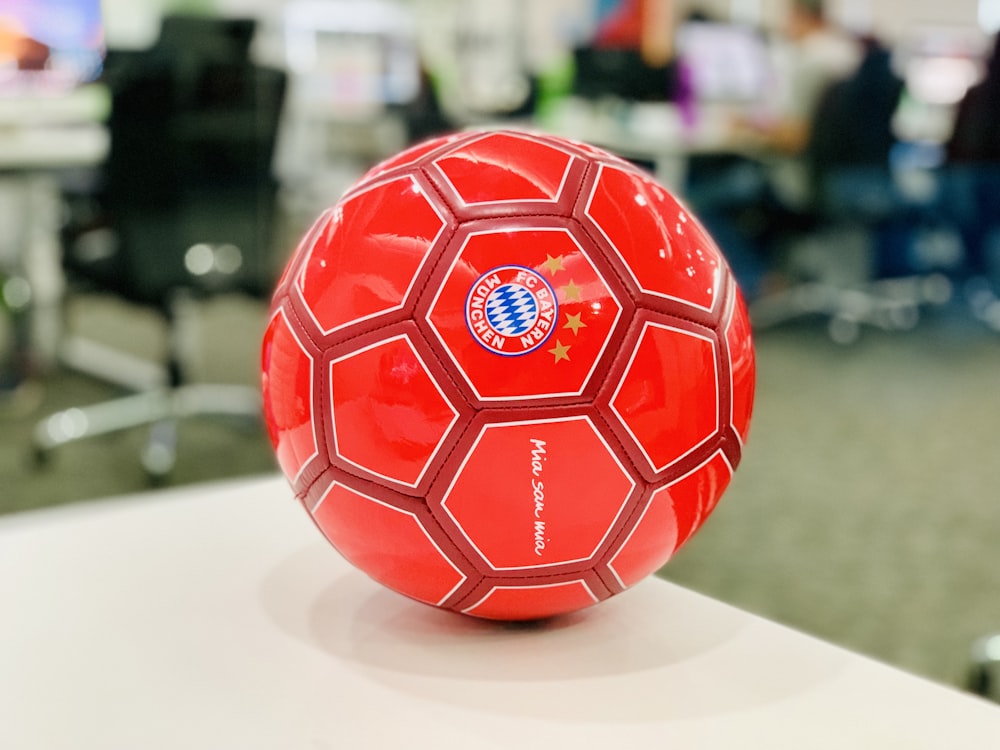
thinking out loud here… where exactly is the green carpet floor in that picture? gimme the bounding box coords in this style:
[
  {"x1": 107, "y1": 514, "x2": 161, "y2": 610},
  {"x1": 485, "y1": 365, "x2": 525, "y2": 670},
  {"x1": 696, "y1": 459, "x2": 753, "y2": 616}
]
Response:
[
  {"x1": 2, "y1": 291, "x2": 998, "y2": 694},
  {"x1": 661, "y1": 314, "x2": 1000, "y2": 691}
]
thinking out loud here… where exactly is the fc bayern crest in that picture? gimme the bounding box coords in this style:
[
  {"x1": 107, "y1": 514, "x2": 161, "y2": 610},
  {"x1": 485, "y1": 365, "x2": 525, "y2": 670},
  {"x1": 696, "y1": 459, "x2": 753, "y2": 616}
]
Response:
[{"x1": 465, "y1": 265, "x2": 559, "y2": 356}]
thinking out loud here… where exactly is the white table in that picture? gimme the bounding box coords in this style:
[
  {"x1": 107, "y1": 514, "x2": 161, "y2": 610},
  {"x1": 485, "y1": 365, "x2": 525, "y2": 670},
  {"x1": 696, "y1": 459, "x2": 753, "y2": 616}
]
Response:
[
  {"x1": 2, "y1": 475, "x2": 999, "y2": 749},
  {"x1": 0, "y1": 85, "x2": 110, "y2": 173}
]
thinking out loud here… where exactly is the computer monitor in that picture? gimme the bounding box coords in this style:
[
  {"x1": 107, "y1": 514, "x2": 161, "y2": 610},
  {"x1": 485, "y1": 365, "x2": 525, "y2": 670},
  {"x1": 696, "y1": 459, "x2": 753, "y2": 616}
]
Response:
[
  {"x1": 676, "y1": 21, "x2": 771, "y2": 103},
  {"x1": 0, "y1": 0, "x2": 104, "y2": 94},
  {"x1": 571, "y1": 46, "x2": 678, "y2": 102},
  {"x1": 283, "y1": 0, "x2": 419, "y2": 114}
]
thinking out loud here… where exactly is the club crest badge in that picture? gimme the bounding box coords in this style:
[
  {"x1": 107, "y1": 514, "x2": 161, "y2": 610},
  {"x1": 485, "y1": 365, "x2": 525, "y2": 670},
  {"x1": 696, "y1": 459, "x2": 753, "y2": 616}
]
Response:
[{"x1": 465, "y1": 265, "x2": 559, "y2": 356}]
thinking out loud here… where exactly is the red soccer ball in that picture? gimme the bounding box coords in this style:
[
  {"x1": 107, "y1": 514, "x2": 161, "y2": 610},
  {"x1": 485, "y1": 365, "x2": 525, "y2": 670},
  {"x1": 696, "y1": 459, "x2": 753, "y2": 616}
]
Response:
[{"x1": 261, "y1": 130, "x2": 755, "y2": 621}]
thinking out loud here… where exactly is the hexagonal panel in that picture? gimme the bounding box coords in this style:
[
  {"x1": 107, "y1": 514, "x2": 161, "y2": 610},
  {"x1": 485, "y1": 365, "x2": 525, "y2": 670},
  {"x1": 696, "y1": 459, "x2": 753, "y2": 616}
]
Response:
[
  {"x1": 441, "y1": 416, "x2": 635, "y2": 570},
  {"x1": 330, "y1": 335, "x2": 459, "y2": 488},
  {"x1": 462, "y1": 581, "x2": 599, "y2": 621},
  {"x1": 358, "y1": 132, "x2": 466, "y2": 184},
  {"x1": 261, "y1": 309, "x2": 317, "y2": 483},
  {"x1": 312, "y1": 483, "x2": 466, "y2": 607},
  {"x1": 433, "y1": 131, "x2": 574, "y2": 205},
  {"x1": 608, "y1": 451, "x2": 732, "y2": 588},
  {"x1": 726, "y1": 289, "x2": 755, "y2": 444},
  {"x1": 610, "y1": 322, "x2": 720, "y2": 474},
  {"x1": 274, "y1": 208, "x2": 335, "y2": 296},
  {"x1": 585, "y1": 164, "x2": 725, "y2": 313},
  {"x1": 296, "y1": 175, "x2": 446, "y2": 334},
  {"x1": 606, "y1": 490, "x2": 679, "y2": 590},
  {"x1": 426, "y1": 227, "x2": 622, "y2": 401},
  {"x1": 670, "y1": 451, "x2": 733, "y2": 551}
]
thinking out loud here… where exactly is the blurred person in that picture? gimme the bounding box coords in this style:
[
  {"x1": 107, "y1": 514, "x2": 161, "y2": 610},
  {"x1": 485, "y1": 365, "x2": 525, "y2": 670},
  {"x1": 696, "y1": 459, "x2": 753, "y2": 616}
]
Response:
[
  {"x1": 944, "y1": 32, "x2": 1000, "y2": 296},
  {"x1": 593, "y1": 0, "x2": 673, "y2": 64},
  {"x1": 684, "y1": 0, "x2": 863, "y2": 298},
  {"x1": 749, "y1": 0, "x2": 860, "y2": 157},
  {"x1": 806, "y1": 36, "x2": 902, "y2": 209},
  {"x1": 805, "y1": 35, "x2": 912, "y2": 278},
  {"x1": 947, "y1": 32, "x2": 1000, "y2": 164},
  {"x1": 734, "y1": 0, "x2": 861, "y2": 208},
  {"x1": 593, "y1": 0, "x2": 644, "y2": 49}
]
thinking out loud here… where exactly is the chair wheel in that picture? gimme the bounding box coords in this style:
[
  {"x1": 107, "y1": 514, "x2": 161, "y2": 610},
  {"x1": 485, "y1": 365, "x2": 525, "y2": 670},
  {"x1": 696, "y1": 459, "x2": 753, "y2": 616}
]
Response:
[
  {"x1": 141, "y1": 421, "x2": 177, "y2": 482},
  {"x1": 31, "y1": 444, "x2": 51, "y2": 468},
  {"x1": 828, "y1": 316, "x2": 860, "y2": 345}
]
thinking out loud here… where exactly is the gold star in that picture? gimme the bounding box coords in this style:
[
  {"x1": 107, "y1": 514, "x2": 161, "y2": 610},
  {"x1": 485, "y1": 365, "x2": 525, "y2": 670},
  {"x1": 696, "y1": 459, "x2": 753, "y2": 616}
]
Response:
[
  {"x1": 543, "y1": 254, "x2": 565, "y2": 275},
  {"x1": 548, "y1": 340, "x2": 571, "y2": 363},
  {"x1": 563, "y1": 313, "x2": 587, "y2": 336},
  {"x1": 562, "y1": 280, "x2": 582, "y2": 302}
]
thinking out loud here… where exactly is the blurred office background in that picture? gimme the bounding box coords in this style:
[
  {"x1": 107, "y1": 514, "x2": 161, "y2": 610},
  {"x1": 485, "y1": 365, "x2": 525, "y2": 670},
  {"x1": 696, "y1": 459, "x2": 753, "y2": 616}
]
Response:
[{"x1": 2, "y1": 0, "x2": 1000, "y2": 699}]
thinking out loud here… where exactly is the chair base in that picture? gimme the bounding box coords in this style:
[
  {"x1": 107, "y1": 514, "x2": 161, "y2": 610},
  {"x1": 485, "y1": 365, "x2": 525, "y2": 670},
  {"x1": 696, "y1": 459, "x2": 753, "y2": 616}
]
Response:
[
  {"x1": 749, "y1": 273, "x2": 954, "y2": 344},
  {"x1": 33, "y1": 383, "x2": 261, "y2": 480},
  {"x1": 58, "y1": 334, "x2": 168, "y2": 392}
]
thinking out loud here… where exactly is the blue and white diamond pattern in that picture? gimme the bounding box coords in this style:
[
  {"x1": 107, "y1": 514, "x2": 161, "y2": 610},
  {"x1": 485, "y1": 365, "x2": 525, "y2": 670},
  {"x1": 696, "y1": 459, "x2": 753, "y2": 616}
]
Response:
[{"x1": 485, "y1": 284, "x2": 538, "y2": 337}]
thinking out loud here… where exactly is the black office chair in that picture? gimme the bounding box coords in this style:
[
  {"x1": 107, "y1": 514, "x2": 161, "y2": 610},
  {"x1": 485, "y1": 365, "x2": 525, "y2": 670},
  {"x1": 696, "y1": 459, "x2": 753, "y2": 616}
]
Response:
[
  {"x1": 748, "y1": 40, "x2": 952, "y2": 342},
  {"x1": 34, "y1": 21, "x2": 287, "y2": 479}
]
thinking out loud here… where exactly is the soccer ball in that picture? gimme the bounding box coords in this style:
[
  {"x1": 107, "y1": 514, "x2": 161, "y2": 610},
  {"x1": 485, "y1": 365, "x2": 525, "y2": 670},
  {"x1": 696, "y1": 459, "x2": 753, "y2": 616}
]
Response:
[{"x1": 261, "y1": 130, "x2": 755, "y2": 621}]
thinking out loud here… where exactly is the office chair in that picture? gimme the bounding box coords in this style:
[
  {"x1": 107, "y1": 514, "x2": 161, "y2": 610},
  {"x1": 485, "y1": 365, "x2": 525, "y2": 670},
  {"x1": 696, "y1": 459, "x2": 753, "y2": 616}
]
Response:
[
  {"x1": 34, "y1": 29, "x2": 287, "y2": 480},
  {"x1": 747, "y1": 41, "x2": 952, "y2": 342}
]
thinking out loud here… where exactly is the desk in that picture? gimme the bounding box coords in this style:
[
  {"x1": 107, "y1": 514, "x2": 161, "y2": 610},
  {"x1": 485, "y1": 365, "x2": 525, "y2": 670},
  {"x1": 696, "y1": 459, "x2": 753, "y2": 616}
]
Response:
[
  {"x1": 0, "y1": 124, "x2": 108, "y2": 170},
  {"x1": 543, "y1": 98, "x2": 758, "y2": 189},
  {"x1": 2, "y1": 475, "x2": 998, "y2": 748},
  {"x1": 0, "y1": 86, "x2": 110, "y2": 375}
]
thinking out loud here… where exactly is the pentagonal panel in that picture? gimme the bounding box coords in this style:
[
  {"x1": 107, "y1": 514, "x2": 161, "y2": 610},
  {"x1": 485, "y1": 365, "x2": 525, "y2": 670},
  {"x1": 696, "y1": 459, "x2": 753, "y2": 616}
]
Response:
[
  {"x1": 610, "y1": 322, "x2": 720, "y2": 474},
  {"x1": 441, "y1": 416, "x2": 635, "y2": 570},
  {"x1": 273, "y1": 208, "x2": 335, "y2": 298},
  {"x1": 330, "y1": 335, "x2": 459, "y2": 488},
  {"x1": 462, "y1": 580, "x2": 598, "y2": 621},
  {"x1": 261, "y1": 309, "x2": 317, "y2": 483},
  {"x1": 312, "y1": 483, "x2": 466, "y2": 606},
  {"x1": 426, "y1": 227, "x2": 622, "y2": 401},
  {"x1": 726, "y1": 289, "x2": 756, "y2": 444},
  {"x1": 296, "y1": 176, "x2": 446, "y2": 334},
  {"x1": 585, "y1": 164, "x2": 725, "y2": 313},
  {"x1": 433, "y1": 131, "x2": 574, "y2": 205}
]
